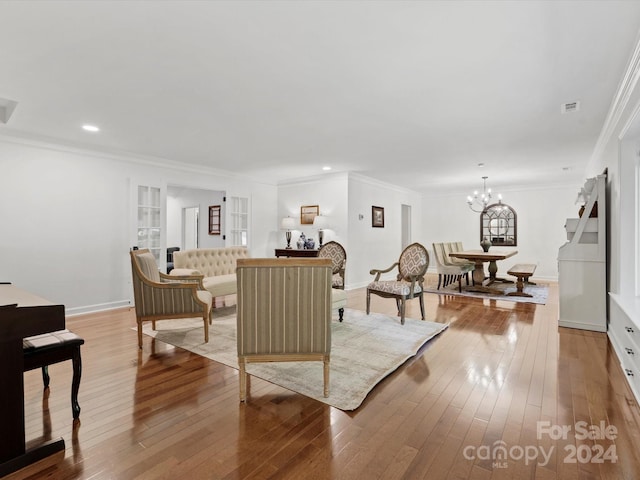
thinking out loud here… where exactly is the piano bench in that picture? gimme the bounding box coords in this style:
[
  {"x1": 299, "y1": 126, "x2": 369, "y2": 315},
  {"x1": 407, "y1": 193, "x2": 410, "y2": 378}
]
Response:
[{"x1": 23, "y1": 329, "x2": 85, "y2": 419}]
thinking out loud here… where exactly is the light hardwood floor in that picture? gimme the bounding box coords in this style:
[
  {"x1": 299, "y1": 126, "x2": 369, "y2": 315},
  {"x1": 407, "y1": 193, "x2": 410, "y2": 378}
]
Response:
[{"x1": 15, "y1": 279, "x2": 640, "y2": 479}]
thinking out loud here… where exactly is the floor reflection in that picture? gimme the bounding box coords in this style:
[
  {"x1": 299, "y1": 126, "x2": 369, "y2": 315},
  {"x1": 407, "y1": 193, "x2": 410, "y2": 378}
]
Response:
[
  {"x1": 132, "y1": 338, "x2": 210, "y2": 432},
  {"x1": 405, "y1": 356, "x2": 430, "y2": 383},
  {"x1": 25, "y1": 387, "x2": 84, "y2": 477},
  {"x1": 236, "y1": 395, "x2": 333, "y2": 478}
]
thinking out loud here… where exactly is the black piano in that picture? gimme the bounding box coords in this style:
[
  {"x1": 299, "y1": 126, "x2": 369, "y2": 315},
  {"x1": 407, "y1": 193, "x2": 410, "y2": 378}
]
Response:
[{"x1": 0, "y1": 283, "x2": 66, "y2": 476}]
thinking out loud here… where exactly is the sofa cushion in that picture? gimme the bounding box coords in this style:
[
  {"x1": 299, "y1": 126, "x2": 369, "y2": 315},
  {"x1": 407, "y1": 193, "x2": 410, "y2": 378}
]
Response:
[
  {"x1": 196, "y1": 290, "x2": 213, "y2": 309},
  {"x1": 170, "y1": 268, "x2": 202, "y2": 276},
  {"x1": 331, "y1": 288, "x2": 347, "y2": 309},
  {"x1": 203, "y1": 274, "x2": 237, "y2": 297}
]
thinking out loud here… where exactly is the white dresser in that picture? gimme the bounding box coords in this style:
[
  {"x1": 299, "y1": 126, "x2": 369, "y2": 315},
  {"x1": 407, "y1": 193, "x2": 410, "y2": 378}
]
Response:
[
  {"x1": 609, "y1": 295, "x2": 640, "y2": 400},
  {"x1": 557, "y1": 174, "x2": 607, "y2": 332}
]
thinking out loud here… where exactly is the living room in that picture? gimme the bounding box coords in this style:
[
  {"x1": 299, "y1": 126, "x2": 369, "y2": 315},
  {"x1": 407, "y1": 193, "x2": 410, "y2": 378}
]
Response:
[{"x1": 3, "y1": 1, "x2": 640, "y2": 478}]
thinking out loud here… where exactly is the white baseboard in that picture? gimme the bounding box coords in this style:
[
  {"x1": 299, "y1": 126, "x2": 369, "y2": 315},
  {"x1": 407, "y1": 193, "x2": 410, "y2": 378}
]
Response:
[{"x1": 66, "y1": 299, "x2": 131, "y2": 317}]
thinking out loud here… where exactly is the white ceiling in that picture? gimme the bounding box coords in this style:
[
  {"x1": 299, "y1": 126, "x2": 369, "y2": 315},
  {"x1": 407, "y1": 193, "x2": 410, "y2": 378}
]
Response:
[{"x1": 1, "y1": 1, "x2": 640, "y2": 194}]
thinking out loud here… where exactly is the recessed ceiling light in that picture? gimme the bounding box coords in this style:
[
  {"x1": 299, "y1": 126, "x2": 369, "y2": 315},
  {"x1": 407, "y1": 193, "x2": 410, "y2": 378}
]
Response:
[
  {"x1": 477, "y1": 163, "x2": 485, "y2": 167},
  {"x1": 322, "y1": 166, "x2": 332, "y2": 171},
  {"x1": 82, "y1": 124, "x2": 100, "y2": 132},
  {"x1": 562, "y1": 166, "x2": 571, "y2": 171}
]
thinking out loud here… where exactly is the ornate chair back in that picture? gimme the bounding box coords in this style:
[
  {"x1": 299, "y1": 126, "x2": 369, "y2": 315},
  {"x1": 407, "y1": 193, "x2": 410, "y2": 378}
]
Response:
[{"x1": 318, "y1": 241, "x2": 347, "y2": 289}]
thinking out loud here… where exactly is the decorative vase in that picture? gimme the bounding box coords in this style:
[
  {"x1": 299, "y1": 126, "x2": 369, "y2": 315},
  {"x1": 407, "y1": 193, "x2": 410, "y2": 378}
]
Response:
[
  {"x1": 579, "y1": 201, "x2": 598, "y2": 218},
  {"x1": 305, "y1": 238, "x2": 315, "y2": 250},
  {"x1": 297, "y1": 233, "x2": 305, "y2": 250},
  {"x1": 481, "y1": 237, "x2": 492, "y2": 252}
]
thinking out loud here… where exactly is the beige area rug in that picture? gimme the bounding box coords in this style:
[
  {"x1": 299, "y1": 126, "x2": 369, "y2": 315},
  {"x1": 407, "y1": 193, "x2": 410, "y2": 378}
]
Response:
[
  {"x1": 424, "y1": 279, "x2": 548, "y2": 304},
  {"x1": 140, "y1": 308, "x2": 448, "y2": 410}
]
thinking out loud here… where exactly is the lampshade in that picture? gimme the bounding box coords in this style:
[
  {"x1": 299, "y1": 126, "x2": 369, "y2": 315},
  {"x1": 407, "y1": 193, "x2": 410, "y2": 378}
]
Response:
[
  {"x1": 281, "y1": 217, "x2": 295, "y2": 230},
  {"x1": 312, "y1": 215, "x2": 328, "y2": 229}
]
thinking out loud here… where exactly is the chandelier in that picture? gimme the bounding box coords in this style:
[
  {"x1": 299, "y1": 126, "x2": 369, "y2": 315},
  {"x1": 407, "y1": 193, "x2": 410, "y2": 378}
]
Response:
[{"x1": 467, "y1": 176, "x2": 502, "y2": 213}]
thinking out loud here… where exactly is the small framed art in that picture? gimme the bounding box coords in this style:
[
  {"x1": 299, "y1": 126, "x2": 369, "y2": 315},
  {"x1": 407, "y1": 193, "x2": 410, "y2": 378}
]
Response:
[
  {"x1": 300, "y1": 205, "x2": 319, "y2": 225},
  {"x1": 372, "y1": 206, "x2": 384, "y2": 228}
]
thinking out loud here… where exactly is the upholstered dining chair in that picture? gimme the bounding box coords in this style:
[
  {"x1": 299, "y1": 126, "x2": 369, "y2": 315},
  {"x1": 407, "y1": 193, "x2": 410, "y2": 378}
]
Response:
[
  {"x1": 236, "y1": 258, "x2": 332, "y2": 402},
  {"x1": 317, "y1": 241, "x2": 347, "y2": 290},
  {"x1": 432, "y1": 242, "x2": 474, "y2": 292},
  {"x1": 130, "y1": 249, "x2": 212, "y2": 349},
  {"x1": 318, "y1": 241, "x2": 347, "y2": 321},
  {"x1": 366, "y1": 242, "x2": 429, "y2": 325}
]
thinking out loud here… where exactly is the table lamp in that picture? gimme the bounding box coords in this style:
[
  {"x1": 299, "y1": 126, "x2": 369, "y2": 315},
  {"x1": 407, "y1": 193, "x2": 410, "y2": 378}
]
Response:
[
  {"x1": 281, "y1": 216, "x2": 296, "y2": 249},
  {"x1": 313, "y1": 214, "x2": 329, "y2": 248}
]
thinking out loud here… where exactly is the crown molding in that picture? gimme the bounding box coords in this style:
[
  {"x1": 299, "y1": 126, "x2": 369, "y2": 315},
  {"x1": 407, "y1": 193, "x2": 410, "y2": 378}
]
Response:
[
  {"x1": 277, "y1": 170, "x2": 349, "y2": 187},
  {"x1": 347, "y1": 172, "x2": 421, "y2": 196},
  {"x1": 591, "y1": 30, "x2": 640, "y2": 162},
  {"x1": 277, "y1": 171, "x2": 420, "y2": 196},
  {"x1": 0, "y1": 128, "x2": 276, "y2": 186},
  {"x1": 421, "y1": 180, "x2": 582, "y2": 200}
]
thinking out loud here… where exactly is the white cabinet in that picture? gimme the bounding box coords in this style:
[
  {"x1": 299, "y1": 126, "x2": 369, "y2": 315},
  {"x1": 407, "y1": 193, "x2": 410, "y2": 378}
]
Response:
[
  {"x1": 609, "y1": 295, "x2": 640, "y2": 401},
  {"x1": 136, "y1": 185, "x2": 163, "y2": 263},
  {"x1": 557, "y1": 174, "x2": 606, "y2": 332},
  {"x1": 228, "y1": 196, "x2": 249, "y2": 247}
]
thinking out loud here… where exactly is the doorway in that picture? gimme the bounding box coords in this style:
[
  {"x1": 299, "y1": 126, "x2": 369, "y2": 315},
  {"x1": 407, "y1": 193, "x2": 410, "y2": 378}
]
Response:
[
  {"x1": 183, "y1": 206, "x2": 199, "y2": 250},
  {"x1": 401, "y1": 204, "x2": 411, "y2": 249}
]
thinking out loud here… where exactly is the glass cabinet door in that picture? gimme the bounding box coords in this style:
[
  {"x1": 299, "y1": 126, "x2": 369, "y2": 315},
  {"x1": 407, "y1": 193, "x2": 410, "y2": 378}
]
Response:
[
  {"x1": 136, "y1": 185, "x2": 163, "y2": 262},
  {"x1": 229, "y1": 196, "x2": 249, "y2": 247}
]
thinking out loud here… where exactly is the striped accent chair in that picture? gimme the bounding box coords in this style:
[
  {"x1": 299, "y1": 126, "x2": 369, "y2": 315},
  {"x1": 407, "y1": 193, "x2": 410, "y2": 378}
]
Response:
[
  {"x1": 236, "y1": 258, "x2": 332, "y2": 402},
  {"x1": 130, "y1": 249, "x2": 213, "y2": 349},
  {"x1": 366, "y1": 243, "x2": 429, "y2": 325}
]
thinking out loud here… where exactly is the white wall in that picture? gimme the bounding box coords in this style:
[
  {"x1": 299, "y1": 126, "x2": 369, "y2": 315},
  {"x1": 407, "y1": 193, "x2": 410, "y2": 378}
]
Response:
[
  {"x1": 1, "y1": 137, "x2": 278, "y2": 314},
  {"x1": 587, "y1": 68, "x2": 640, "y2": 298},
  {"x1": 277, "y1": 172, "x2": 423, "y2": 289},
  {"x1": 582, "y1": 57, "x2": 640, "y2": 333},
  {"x1": 167, "y1": 186, "x2": 226, "y2": 249},
  {"x1": 277, "y1": 172, "x2": 349, "y2": 251},
  {"x1": 616, "y1": 138, "x2": 640, "y2": 298},
  {"x1": 421, "y1": 184, "x2": 578, "y2": 281},
  {"x1": 347, "y1": 174, "x2": 423, "y2": 288}
]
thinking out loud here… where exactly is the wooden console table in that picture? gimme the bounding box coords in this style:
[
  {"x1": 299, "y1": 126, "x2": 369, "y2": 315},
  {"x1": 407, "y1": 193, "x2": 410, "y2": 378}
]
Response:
[
  {"x1": 0, "y1": 284, "x2": 66, "y2": 477},
  {"x1": 275, "y1": 249, "x2": 319, "y2": 258}
]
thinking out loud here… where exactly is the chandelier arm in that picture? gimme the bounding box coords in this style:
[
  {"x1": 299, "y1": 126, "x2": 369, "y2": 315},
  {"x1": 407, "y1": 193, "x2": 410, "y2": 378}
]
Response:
[{"x1": 466, "y1": 176, "x2": 501, "y2": 213}]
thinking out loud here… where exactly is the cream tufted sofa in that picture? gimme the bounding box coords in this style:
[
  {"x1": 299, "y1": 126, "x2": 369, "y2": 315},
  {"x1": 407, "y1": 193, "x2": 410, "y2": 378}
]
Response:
[{"x1": 170, "y1": 247, "x2": 249, "y2": 300}]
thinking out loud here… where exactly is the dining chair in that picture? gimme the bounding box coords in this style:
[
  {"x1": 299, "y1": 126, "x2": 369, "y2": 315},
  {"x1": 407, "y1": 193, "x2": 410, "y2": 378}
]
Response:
[
  {"x1": 317, "y1": 241, "x2": 347, "y2": 289},
  {"x1": 433, "y1": 242, "x2": 473, "y2": 291}
]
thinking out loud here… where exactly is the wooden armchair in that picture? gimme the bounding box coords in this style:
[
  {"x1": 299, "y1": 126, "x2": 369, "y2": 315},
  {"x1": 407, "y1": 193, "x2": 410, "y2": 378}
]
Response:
[
  {"x1": 236, "y1": 258, "x2": 332, "y2": 402},
  {"x1": 130, "y1": 249, "x2": 212, "y2": 349},
  {"x1": 366, "y1": 243, "x2": 429, "y2": 325}
]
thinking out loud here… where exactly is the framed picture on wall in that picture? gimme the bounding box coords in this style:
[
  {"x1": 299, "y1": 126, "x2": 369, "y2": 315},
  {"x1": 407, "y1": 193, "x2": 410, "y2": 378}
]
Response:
[
  {"x1": 209, "y1": 205, "x2": 221, "y2": 235},
  {"x1": 300, "y1": 205, "x2": 319, "y2": 225},
  {"x1": 372, "y1": 206, "x2": 384, "y2": 228}
]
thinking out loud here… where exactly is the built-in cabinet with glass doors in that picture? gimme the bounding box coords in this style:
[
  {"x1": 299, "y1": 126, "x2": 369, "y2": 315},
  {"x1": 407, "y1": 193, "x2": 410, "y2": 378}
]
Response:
[
  {"x1": 137, "y1": 186, "x2": 162, "y2": 262},
  {"x1": 229, "y1": 196, "x2": 249, "y2": 247}
]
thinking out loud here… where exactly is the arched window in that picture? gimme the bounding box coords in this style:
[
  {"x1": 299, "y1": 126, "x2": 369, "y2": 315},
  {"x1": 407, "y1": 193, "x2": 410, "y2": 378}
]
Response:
[{"x1": 480, "y1": 203, "x2": 517, "y2": 246}]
